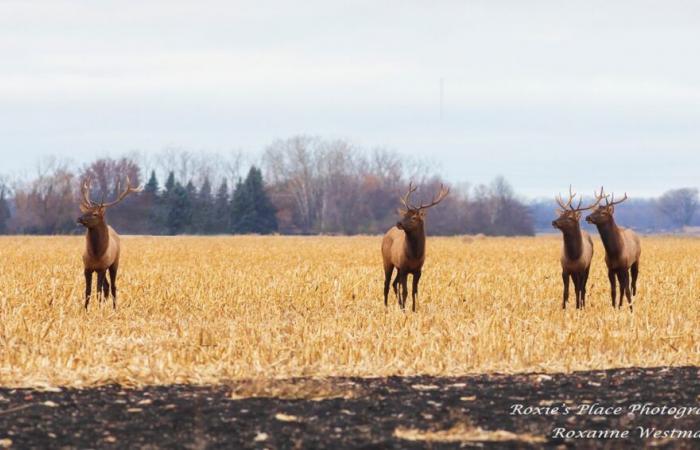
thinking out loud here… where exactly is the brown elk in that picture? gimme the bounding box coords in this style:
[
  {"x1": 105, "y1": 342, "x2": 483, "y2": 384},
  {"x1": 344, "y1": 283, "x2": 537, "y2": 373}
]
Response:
[
  {"x1": 382, "y1": 182, "x2": 449, "y2": 312},
  {"x1": 551, "y1": 186, "x2": 598, "y2": 309},
  {"x1": 585, "y1": 187, "x2": 641, "y2": 311},
  {"x1": 77, "y1": 177, "x2": 142, "y2": 310}
]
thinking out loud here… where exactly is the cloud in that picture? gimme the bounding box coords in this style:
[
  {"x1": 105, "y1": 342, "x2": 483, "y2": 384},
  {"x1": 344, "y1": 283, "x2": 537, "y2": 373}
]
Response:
[{"x1": 0, "y1": 0, "x2": 699, "y2": 195}]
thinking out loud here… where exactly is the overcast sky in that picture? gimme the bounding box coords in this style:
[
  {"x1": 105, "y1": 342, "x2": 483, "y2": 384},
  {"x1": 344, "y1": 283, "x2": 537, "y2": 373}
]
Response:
[{"x1": 1, "y1": 0, "x2": 699, "y2": 197}]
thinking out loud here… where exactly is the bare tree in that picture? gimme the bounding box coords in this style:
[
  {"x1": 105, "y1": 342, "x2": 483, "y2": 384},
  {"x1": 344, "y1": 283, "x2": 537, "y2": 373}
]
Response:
[
  {"x1": 12, "y1": 160, "x2": 77, "y2": 234},
  {"x1": 80, "y1": 158, "x2": 142, "y2": 233},
  {"x1": 656, "y1": 188, "x2": 699, "y2": 230},
  {"x1": 0, "y1": 181, "x2": 11, "y2": 234},
  {"x1": 263, "y1": 136, "x2": 326, "y2": 233}
]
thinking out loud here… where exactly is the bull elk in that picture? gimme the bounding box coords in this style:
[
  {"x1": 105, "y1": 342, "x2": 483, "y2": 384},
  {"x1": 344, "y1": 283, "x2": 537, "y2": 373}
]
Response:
[
  {"x1": 382, "y1": 182, "x2": 449, "y2": 312},
  {"x1": 77, "y1": 177, "x2": 142, "y2": 310},
  {"x1": 585, "y1": 187, "x2": 641, "y2": 311},
  {"x1": 551, "y1": 186, "x2": 598, "y2": 309}
]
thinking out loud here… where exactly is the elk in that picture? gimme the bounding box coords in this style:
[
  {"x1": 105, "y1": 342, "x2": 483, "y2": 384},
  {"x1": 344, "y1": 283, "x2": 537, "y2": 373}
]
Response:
[
  {"x1": 382, "y1": 182, "x2": 449, "y2": 312},
  {"x1": 77, "y1": 176, "x2": 142, "y2": 310},
  {"x1": 585, "y1": 187, "x2": 641, "y2": 311},
  {"x1": 551, "y1": 186, "x2": 598, "y2": 309}
]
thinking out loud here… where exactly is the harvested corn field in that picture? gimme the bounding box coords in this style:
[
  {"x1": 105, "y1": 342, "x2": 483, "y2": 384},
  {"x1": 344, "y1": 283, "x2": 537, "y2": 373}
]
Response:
[{"x1": 0, "y1": 235, "x2": 698, "y2": 387}]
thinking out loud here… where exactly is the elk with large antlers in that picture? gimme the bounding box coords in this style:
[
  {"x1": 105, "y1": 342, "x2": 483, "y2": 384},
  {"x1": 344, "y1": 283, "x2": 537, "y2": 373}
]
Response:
[
  {"x1": 552, "y1": 186, "x2": 598, "y2": 309},
  {"x1": 382, "y1": 182, "x2": 449, "y2": 312},
  {"x1": 77, "y1": 176, "x2": 142, "y2": 310},
  {"x1": 585, "y1": 187, "x2": 641, "y2": 311}
]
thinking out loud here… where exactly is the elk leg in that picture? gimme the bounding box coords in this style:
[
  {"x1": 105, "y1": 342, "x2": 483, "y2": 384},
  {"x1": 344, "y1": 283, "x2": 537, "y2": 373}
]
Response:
[
  {"x1": 109, "y1": 264, "x2": 118, "y2": 309},
  {"x1": 576, "y1": 272, "x2": 583, "y2": 309},
  {"x1": 630, "y1": 262, "x2": 639, "y2": 296},
  {"x1": 581, "y1": 267, "x2": 590, "y2": 308},
  {"x1": 84, "y1": 269, "x2": 93, "y2": 310},
  {"x1": 562, "y1": 272, "x2": 570, "y2": 309},
  {"x1": 608, "y1": 269, "x2": 616, "y2": 308},
  {"x1": 400, "y1": 272, "x2": 409, "y2": 312},
  {"x1": 571, "y1": 273, "x2": 581, "y2": 309},
  {"x1": 615, "y1": 270, "x2": 626, "y2": 309},
  {"x1": 623, "y1": 269, "x2": 633, "y2": 311},
  {"x1": 96, "y1": 271, "x2": 106, "y2": 303},
  {"x1": 392, "y1": 272, "x2": 400, "y2": 305},
  {"x1": 411, "y1": 270, "x2": 421, "y2": 313},
  {"x1": 102, "y1": 276, "x2": 110, "y2": 300},
  {"x1": 384, "y1": 266, "x2": 393, "y2": 307},
  {"x1": 395, "y1": 269, "x2": 407, "y2": 310}
]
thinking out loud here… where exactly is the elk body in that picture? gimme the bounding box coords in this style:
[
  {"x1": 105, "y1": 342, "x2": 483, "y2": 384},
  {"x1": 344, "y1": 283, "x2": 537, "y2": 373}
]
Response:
[
  {"x1": 77, "y1": 177, "x2": 142, "y2": 310},
  {"x1": 551, "y1": 187, "x2": 597, "y2": 309},
  {"x1": 585, "y1": 187, "x2": 641, "y2": 310},
  {"x1": 381, "y1": 183, "x2": 449, "y2": 312}
]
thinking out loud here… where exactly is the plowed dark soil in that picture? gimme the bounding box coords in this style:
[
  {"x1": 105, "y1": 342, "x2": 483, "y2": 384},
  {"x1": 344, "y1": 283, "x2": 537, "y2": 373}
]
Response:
[{"x1": 1, "y1": 366, "x2": 699, "y2": 449}]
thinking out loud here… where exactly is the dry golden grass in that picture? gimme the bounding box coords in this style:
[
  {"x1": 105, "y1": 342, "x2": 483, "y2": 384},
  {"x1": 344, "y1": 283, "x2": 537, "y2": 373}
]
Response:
[
  {"x1": 394, "y1": 424, "x2": 546, "y2": 443},
  {"x1": 0, "y1": 235, "x2": 699, "y2": 387}
]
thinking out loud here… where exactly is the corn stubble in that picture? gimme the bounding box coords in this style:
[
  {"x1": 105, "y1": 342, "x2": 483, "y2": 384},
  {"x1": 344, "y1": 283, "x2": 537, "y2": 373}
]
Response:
[{"x1": 0, "y1": 235, "x2": 698, "y2": 387}]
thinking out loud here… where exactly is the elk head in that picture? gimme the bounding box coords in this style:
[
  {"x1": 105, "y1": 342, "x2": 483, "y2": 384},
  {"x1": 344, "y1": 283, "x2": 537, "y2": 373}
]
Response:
[
  {"x1": 585, "y1": 186, "x2": 627, "y2": 225},
  {"x1": 77, "y1": 176, "x2": 142, "y2": 229},
  {"x1": 551, "y1": 185, "x2": 599, "y2": 232},
  {"x1": 396, "y1": 182, "x2": 450, "y2": 232}
]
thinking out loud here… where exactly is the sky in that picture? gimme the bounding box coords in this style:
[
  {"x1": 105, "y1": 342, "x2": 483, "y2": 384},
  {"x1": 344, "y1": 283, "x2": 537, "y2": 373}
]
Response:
[{"x1": 1, "y1": 0, "x2": 699, "y2": 197}]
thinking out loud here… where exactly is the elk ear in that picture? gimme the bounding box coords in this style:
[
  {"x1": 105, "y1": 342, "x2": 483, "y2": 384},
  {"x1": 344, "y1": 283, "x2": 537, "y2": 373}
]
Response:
[
  {"x1": 396, "y1": 221, "x2": 404, "y2": 230},
  {"x1": 96, "y1": 205, "x2": 106, "y2": 216},
  {"x1": 79, "y1": 204, "x2": 91, "y2": 213}
]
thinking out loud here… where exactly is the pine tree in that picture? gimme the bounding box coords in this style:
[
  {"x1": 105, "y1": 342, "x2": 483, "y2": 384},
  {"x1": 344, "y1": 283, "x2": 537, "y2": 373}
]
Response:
[
  {"x1": 213, "y1": 179, "x2": 230, "y2": 233},
  {"x1": 230, "y1": 166, "x2": 278, "y2": 234},
  {"x1": 229, "y1": 178, "x2": 251, "y2": 233},
  {"x1": 197, "y1": 177, "x2": 215, "y2": 234},
  {"x1": 0, "y1": 187, "x2": 10, "y2": 234},
  {"x1": 164, "y1": 171, "x2": 175, "y2": 194},
  {"x1": 185, "y1": 181, "x2": 197, "y2": 233},
  {"x1": 145, "y1": 170, "x2": 159, "y2": 194},
  {"x1": 143, "y1": 170, "x2": 162, "y2": 234},
  {"x1": 167, "y1": 182, "x2": 193, "y2": 235}
]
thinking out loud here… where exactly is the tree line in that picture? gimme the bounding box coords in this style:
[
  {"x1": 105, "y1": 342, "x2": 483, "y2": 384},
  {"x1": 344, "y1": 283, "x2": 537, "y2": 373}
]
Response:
[
  {"x1": 0, "y1": 136, "x2": 535, "y2": 236},
  {"x1": 1, "y1": 136, "x2": 696, "y2": 236},
  {"x1": 529, "y1": 187, "x2": 700, "y2": 233}
]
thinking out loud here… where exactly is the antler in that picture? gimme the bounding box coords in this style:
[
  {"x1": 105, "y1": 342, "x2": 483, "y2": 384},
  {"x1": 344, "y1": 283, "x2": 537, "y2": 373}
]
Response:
[
  {"x1": 556, "y1": 185, "x2": 578, "y2": 210},
  {"x1": 593, "y1": 186, "x2": 627, "y2": 207},
  {"x1": 608, "y1": 192, "x2": 628, "y2": 207},
  {"x1": 400, "y1": 182, "x2": 418, "y2": 210},
  {"x1": 81, "y1": 177, "x2": 95, "y2": 210},
  {"x1": 558, "y1": 185, "x2": 602, "y2": 212},
  {"x1": 417, "y1": 184, "x2": 450, "y2": 210},
  {"x1": 101, "y1": 176, "x2": 143, "y2": 208},
  {"x1": 593, "y1": 186, "x2": 609, "y2": 206}
]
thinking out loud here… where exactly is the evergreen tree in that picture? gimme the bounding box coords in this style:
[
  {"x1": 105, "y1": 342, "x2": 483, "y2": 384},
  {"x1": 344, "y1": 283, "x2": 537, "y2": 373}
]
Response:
[
  {"x1": 0, "y1": 187, "x2": 10, "y2": 234},
  {"x1": 145, "y1": 170, "x2": 159, "y2": 194},
  {"x1": 230, "y1": 166, "x2": 278, "y2": 234},
  {"x1": 185, "y1": 180, "x2": 197, "y2": 233},
  {"x1": 143, "y1": 170, "x2": 162, "y2": 234},
  {"x1": 229, "y1": 178, "x2": 250, "y2": 232},
  {"x1": 213, "y1": 179, "x2": 230, "y2": 233},
  {"x1": 196, "y1": 177, "x2": 215, "y2": 234},
  {"x1": 166, "y1": 182, "x2": 193, "y2": 235},
  {"x1": 164, "y1": 171, "x2": 175, "y2": 194}
]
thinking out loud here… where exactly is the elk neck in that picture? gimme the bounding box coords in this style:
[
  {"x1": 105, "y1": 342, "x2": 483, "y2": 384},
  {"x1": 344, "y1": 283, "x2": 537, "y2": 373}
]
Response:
[
  {"x1": 561, "y1": 224, "x2": 584, "y2": 261},
  {"x1": 403, "y1": 223, "x2": 426, "y2": 260},
  {"x1": 595, "y1": 218, "x2": 623, "y2": 258},
  {"x1": 86, "y1": 222, "x2": 110, "y2": 258}
]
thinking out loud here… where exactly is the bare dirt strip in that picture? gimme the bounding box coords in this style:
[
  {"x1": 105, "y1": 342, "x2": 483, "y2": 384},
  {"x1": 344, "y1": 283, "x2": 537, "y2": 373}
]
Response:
[{"x1": 1, "y1": 366, "x2": 699, "y2": 449}]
